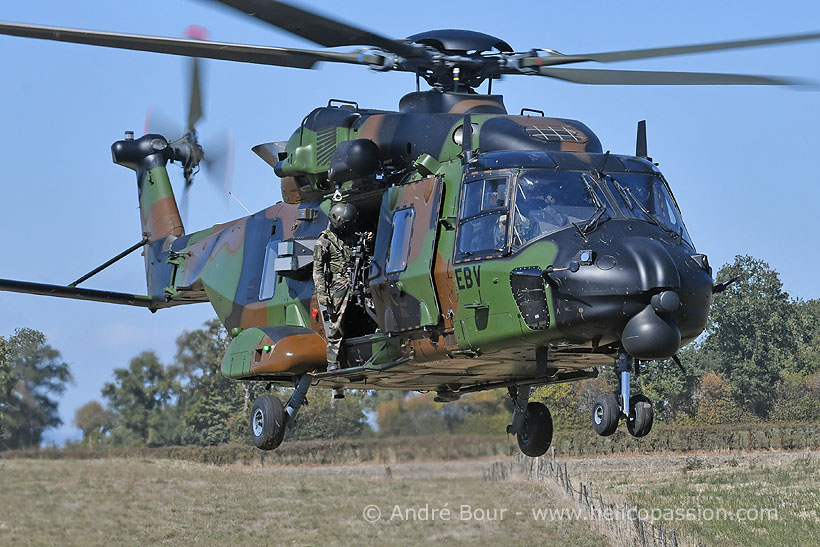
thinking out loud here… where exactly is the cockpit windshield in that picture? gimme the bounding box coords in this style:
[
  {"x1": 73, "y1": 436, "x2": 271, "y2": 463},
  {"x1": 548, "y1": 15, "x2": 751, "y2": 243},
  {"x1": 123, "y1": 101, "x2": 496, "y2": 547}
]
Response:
[
  {"x1": 605, "y1": 173, "x2": 693, "y2": 247},
  {"x1": 512, "y1": 170, "x2": 610, "y2": 247},
  {"x1": 456, "y1": 166, "x2": 693, "y2": 258}
]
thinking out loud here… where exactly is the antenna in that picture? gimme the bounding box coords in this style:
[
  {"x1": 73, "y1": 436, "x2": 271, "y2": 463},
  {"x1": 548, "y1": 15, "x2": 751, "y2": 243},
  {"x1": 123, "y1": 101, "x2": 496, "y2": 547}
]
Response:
[
  {"x1": 636, "y1": 120, "x2": 648, "y2": 158},
  {"x1": 228, "y1": 191, "x2": 252, "y2": 215}
]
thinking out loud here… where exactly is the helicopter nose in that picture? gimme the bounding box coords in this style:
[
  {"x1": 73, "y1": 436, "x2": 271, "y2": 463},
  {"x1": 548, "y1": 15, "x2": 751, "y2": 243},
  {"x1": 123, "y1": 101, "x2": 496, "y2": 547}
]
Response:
[
  {"x1": 547, "y1": 228, "x2": 712, "y2": 360},
  {"x1": 621, "y1": 301, "x2": 681, "y2": 359},
  {"x1": 618, "y1": 239, "x2": 682, "y2": 359}
]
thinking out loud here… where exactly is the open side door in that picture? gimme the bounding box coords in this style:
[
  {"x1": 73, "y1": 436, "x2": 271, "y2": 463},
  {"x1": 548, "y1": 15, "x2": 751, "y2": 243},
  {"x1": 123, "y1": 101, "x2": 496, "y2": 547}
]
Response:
[{"x1": 369, "y1": 176, "x2": 443, "y2": 334}]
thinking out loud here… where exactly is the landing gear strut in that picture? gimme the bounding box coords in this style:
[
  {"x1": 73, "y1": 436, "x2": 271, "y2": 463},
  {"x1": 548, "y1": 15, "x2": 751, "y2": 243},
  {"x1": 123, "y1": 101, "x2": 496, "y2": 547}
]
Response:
[
  {"x1": 250, "y1": 374, "x2": 312, "y2": 450},
  {"x1": 591, "y1": 353, "x2": 654, "y2": 438},
  {"x1": 507, "y1": 386, "x2": 553, "y2": 457}
]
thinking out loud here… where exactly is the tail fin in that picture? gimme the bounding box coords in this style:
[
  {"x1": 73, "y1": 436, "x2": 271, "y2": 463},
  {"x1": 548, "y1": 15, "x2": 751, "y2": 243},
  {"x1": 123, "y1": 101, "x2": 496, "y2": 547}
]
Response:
[
  {"x1": 111, "y1": 133, "x2": 185, "y2": 301},
  {"x1": 111, "y1": 133, "x2": 184, "y2": 241}
]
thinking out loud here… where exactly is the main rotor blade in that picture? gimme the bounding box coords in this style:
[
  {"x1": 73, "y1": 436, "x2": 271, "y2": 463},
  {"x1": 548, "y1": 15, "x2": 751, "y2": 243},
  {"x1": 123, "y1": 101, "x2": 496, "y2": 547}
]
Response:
[
  {"x1": 210, "y1": 0, "x2": 424, "y2": 58},
  {"x1": 522, "y1": 30, "x2": 820, "y2": 67},
  {"x1": 536, "y1": 67, "x2": 807, "y2": 86},
  {"x1": 0, "y1": 21, "x2": 380, "y2": 69}
]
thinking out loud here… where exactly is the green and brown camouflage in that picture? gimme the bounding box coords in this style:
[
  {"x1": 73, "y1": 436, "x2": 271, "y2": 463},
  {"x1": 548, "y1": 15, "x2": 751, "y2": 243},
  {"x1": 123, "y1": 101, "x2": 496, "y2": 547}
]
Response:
[
  {"x1": 84, "y1": 90, "x2": 712, "y2": 398},
  {"x1": 2, "y1": 1, "x2": 816, "y2": 450},
  {"x1": 0, "y1": 90, "x2": 713, "y2": 398}
]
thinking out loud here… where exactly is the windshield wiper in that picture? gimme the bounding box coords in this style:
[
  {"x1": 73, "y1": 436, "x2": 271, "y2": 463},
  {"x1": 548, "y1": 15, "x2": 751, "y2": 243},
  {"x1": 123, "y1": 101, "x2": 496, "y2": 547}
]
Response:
[
  {"x1": 580, "y1": 173, "x2": 607, "y2": 235},
  {"x1": 622, "y1": 185, "x2": 677, "y2": 238},
  {"x1": 612, "y1": 179, "x2": 634, "y2": 211}
]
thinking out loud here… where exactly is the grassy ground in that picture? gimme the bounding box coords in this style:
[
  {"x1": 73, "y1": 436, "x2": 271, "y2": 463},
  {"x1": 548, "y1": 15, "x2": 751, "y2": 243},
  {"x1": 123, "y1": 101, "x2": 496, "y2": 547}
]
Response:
[
  {"x1": 562, "y1": 450, "x2": 820, "y2": 546},
  {"x1": 0, "y1": 458, "x2": 604, "y2": 546}
]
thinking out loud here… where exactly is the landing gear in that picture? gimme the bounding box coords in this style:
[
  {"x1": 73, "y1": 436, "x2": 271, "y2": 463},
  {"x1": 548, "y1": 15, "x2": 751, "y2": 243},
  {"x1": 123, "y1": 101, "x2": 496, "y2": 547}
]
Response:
[
  {"x1": 507, "y1": 386, "x2": 553, "y2": 457},
  {"x1": 591, "y1": 353, "x2": 655, "y2": 438},
  {"x1": 591, "y1": 393, "x2": 620, "y2": 436},
  {"x1": 250, "y1": 374, "x2": 312, "y2": 451},
  {"x1": 250, "y1": 394, "x2": 286, "y2": 450},
  {"x1": 627, "y1": 393, "x2": 653, "y2": 437}
]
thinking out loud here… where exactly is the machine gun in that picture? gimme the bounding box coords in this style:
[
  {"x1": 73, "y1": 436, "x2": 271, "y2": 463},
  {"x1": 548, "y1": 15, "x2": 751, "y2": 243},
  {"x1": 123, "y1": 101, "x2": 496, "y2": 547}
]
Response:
[{"x1": 348, "y1": 231, "x2": 377, "y2": 323}]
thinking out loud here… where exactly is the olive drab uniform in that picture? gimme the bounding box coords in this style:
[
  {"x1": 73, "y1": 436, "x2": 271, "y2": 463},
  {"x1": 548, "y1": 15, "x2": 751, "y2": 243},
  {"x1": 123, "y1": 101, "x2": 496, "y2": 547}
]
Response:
[{"x1": 313, "y1": 228, "x2": 354, "y2": 366}]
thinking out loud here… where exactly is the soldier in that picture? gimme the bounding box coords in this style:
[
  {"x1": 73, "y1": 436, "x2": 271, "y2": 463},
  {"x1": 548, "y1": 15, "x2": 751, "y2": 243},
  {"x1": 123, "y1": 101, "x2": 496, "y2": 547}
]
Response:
[{"x1": 313, "y1": 201, "x2": 359, "y2": 375}]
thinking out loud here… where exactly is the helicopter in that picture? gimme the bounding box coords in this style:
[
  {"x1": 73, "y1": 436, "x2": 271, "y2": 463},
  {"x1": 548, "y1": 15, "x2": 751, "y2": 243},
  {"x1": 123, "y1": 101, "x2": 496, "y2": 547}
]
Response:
[{"x1": 1, "y1": 1, "x2": 819, "y2": 456}]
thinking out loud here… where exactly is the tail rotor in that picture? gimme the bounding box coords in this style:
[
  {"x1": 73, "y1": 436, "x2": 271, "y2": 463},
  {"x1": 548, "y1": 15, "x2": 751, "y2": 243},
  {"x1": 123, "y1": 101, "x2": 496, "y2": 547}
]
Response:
[{"x1": 143, "y1": 25, "x2": 234, "y2": 224}]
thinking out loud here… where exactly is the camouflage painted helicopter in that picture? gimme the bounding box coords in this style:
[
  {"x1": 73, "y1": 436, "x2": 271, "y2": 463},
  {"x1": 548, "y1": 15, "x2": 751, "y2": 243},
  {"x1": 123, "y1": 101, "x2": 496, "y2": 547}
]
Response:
[{"x1": 1, "y1": 1, "x2": 818, "y2": 456}]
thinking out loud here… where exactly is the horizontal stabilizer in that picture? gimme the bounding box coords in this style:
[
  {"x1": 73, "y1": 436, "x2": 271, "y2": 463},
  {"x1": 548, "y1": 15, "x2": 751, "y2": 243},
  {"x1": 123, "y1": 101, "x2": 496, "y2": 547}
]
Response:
[{"x1": 0, "y1": 278, "x2": 163, "y2": 309}]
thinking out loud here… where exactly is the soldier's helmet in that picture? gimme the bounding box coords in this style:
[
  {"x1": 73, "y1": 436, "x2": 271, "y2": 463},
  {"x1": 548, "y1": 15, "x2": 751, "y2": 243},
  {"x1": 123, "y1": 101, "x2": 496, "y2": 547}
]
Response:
[{"x1": 328, "y1": 202, "x2": 358, "y2": 232}]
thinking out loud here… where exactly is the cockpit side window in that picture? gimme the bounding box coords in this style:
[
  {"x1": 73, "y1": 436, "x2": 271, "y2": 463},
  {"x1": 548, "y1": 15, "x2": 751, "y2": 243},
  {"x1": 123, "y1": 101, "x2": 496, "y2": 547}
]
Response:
[{"x1": 456, "y1": 176, "x2": 510, "y2": 258}]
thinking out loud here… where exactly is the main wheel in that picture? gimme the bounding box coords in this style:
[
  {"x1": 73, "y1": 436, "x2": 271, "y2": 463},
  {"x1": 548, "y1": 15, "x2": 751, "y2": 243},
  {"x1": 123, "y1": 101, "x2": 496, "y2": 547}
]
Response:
[
  {"x1": 592, "y1": 393, "x2": 620, "y2": 436},
  {"x1": 517, "y1": 402, "x2": 553, "y2": 457},
  {"x1": 250, "y1": 394, "x2": 286, "y2": 450},
  {"x1": 627, "y1": 394, "x2": 654, "y2": 438}
]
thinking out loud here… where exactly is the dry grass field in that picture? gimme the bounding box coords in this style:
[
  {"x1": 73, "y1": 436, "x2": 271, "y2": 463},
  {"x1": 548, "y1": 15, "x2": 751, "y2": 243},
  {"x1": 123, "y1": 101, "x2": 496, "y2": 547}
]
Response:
[
  {"x1": 3, "y1": 448, "x2": 819, "y2": 546},
  {"x1": 0, "y1": 457, "x2": 604, "y2": 546},
  {"x1": 562, "y1": 449, "x2": 820, "y2": 546}
]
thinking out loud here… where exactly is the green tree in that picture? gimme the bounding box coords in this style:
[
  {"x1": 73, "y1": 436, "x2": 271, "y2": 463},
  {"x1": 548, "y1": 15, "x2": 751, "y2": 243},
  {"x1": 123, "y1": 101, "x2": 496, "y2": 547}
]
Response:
[
  {"x1": 376, "y1": 393, "x2": 448, "y2": 436},
  {"x1": 285, "y1": 393, "x2": 370, "y2": 441},
  {"x1": 694, "y1": 372, "x2": 745, "y2": 425},
  {"x1": 173, "y1": 320, "x2": 257, "y2": 445},
  {"x1": 701, "y1": 256, "x2": 804, "y2": 416},
  {"x1": 781, "y1": 299, "x2": 820, "y2": 376},
  {"x1": 73, "y1": 400, "x2": 115, "y2": 444},
  {"x1": 637, "y1": 344, "x2": 707, "y2": 423},
  {"x1": 0, "y1": 335, "x2": 13, "y2": 443},
  {"x1": 535, "y1": 376, "x2": 612, "y2": 430},
  {"x1": 769, "y1": 372, "x2": 820, "y2": 423},
  {"x1": 102, "y1": 351, "x2": 177, "y2": 445},
  {"x1": 0, "y1": 328, "x2": 73, "y2": 449},
  {"x1": 375, "y1": 390, "x2": 511, "y2": 436}
]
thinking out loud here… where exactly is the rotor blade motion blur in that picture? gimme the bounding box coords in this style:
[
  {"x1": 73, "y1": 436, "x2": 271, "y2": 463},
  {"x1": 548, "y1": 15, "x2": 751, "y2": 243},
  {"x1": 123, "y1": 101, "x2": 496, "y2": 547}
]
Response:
[
  {"x1": 520, "y1": 29, "x2": 820, "y2": 67},
  {"x1": 210, "y1": 0, "x2": 425, "y2": 58},
  {"x1": 536, "y1": 67, "x2": 807, "y2": 86},
  {"x1": 188, "y1": 58, "x2": 204, "y2": 132},
  {"x1": 0, "y1": 21, "x2": 381, "y2": 69}
]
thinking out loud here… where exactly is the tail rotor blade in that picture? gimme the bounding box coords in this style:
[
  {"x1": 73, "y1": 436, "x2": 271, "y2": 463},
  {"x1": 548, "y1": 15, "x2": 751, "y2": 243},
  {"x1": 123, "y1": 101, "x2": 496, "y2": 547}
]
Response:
[
  {"x1": 187, "y1": 57, "x2": 203, "y2": 133},
  {"x1": 202, "y1": 129, "x2": 235, "y2": 202},
  {"x1": 183, "y1": 25, "x2": 208, "y2": 134},
  {"x1": 179, "y1": 180, "x2": 192, "y2": 226}
]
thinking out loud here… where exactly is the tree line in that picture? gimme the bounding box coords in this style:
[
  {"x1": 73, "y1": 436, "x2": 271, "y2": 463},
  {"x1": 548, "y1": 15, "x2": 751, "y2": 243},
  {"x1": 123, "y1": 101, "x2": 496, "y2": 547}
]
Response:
[{"x1": 1, "y1": 254, "x2": 818, "y2": 449}]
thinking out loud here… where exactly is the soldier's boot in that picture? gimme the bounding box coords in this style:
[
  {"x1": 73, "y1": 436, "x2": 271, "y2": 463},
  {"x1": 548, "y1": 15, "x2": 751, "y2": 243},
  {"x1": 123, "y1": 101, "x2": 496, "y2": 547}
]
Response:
[{"x1": 333, "y1": 388, "x2": 345, "y2": 400}]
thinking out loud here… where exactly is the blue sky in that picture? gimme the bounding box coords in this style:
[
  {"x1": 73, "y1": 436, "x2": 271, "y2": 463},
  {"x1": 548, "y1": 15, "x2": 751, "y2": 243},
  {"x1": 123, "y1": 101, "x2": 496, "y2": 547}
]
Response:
[{"x1": 1, "y1": 0, "x2": 819, "y2": 444}]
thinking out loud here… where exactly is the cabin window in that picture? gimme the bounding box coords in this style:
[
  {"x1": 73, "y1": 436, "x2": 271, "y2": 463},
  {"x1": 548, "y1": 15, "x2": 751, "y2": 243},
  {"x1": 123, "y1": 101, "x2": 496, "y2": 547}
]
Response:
[
  {"x1": 259, "y1": 240, "x2": 279, "y2": 300},
  {"x1": 386, "y1": 208, "x2": 415, "y2": 274}
]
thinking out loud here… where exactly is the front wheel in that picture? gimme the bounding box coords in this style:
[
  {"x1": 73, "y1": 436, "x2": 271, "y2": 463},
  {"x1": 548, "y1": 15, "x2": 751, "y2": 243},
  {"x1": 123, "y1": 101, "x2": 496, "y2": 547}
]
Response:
[
  {"x1": 517, "y1": 402, "x2": 553, "y2": 457},
  {"x1": 250, "y1": 394, "x2": 286, "y2": 450},
  {"x1": 627, "y1": 394, "x2": 654, "y2": 438},
  {"x1": 592, "y1": 393, "x2": 620, "y2": 436}
]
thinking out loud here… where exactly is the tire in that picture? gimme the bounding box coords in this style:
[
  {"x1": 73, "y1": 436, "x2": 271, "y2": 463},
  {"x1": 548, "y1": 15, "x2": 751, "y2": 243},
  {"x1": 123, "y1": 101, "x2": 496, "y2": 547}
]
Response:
[
  {"x1": 250, "y1": 394, "x2": 286, "y2": 450},
  {"x1": 627, "y1": 394, "x2": 654, "y2": 438},
  {"x1": 517, "y1": 402, "x2": 553, "y2": 457},
  {"x1": 592, "y1": 393, "x2": 620, "y2": 436}
]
